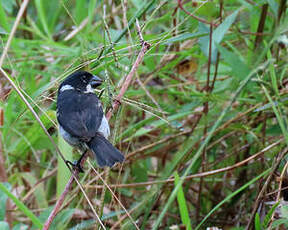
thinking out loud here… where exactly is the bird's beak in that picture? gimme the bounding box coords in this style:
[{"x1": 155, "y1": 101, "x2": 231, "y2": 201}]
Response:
[{"x1": 90, "y1": 75, "x2": 103, "y2": 88}]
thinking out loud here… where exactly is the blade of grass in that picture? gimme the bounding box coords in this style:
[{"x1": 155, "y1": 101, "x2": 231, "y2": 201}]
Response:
[
  {"x1": 196, "y1": 169, "x2": 270, "y2": 229},
  {"x1": 261, "y1": 82, "x2": 288, "y2": 144},
  {"x1": 21, "y1": 173, "x2": 48, "y2": 209},
  {"x1": 174, "y1": 172, "x2": 192, "y2": 230},
  {"x1": 57, "y1": 134, "x2": 73, "y2": 198},
  {"x1": 0, "y1": 2, "x2": 9, "y2": 32},
  {"x1": 34, "y1": 0, "x2": 51, "y2": 39},
  {"x1": 0, "y1": 182, "x2": 43, "y2": 228},
  {"x1": 151, "y1": 59, "x2": 272, "y2": 230}
]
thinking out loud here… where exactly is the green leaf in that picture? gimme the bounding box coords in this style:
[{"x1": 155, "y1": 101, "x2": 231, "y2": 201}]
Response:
[
  {"x1": 152, "y1": 60, "x2": 271, "y2": 230},
  {"x1": 281, "y1": 205, "x2": 288, "y2": 219},
  {"x1": 0, "y1": 183, "x2": 43, "y2": 228},
  {"x1": 267, "y1": 0, "x2": 278, "y2": 17},
  {"x1": 0, "y1": 221, "x2": 9, "y2": 230},
  {"x1": 0, "y1": 183, "x2": 10, "y2": 220},
  {"x1": 69, "y1": 220, "x2": 95, "y2": 230},
  {"x1": 217, "y1": 45, "x2": 250, "y2": 79},
  {"x1": 37, "y1": 207, "x2": 74, "y2": 230},
  {"x1": 0, "y1": 1, "x2": 9, "y2": 31},
  {"x1": 262, "y1": 201, "x2": 280, "y2": 228},
  {"x1": 271, "y1": 218, "x2": 288, "y2": 228},
  {"x1": 127, "y1": 111, "x2": 191, "y2": 141},
  {"x1": 199, "y1": 10, "x2": 239, "y2": 63},
  {"x1": 254, "y1": 213, "x2": 261, "y2": 230},
  {"x1": 0, "y1": 0, "x2": 15, "y2": 13},
  {"x1": 75, "y1": 0, "x2": 87, "y2": 24},
  {"x1": 196, "y1": 169, "x2": 270, "y2": 230},
  {"x1": 57, "y1": 134, "x2": 73, "y2": 197},
  {"x1": 174, "y1": 172, "x2": 192, "y2": 230},
  {"x1": 164, "y1": 32, "x2": 208, "y2": 44},
  {"x1": 8, "y1": 110, "x2": 55, "y2": 159},
  {"x1": 13, "y1": 223, "x2": 29, "y2": 230},
  {"x1": 21, "y1": 173, "x2": 48, "y2": 209},
  {"x1": 34, "y1": 0, "x2": 51, "y2": 38}
]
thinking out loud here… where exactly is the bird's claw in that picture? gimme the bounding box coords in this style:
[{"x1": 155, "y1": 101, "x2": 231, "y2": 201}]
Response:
[{"x1": 65, "y1": 160, "x2": 84, "y2": 173}]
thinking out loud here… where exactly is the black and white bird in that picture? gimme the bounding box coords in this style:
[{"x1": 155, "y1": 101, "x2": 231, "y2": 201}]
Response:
[{"x1": 56, "y1": 71, "x2": 124, "y2": 171}]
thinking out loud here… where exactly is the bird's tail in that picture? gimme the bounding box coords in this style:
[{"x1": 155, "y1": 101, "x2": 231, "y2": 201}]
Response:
[{"x1": 87, "y1": 133, "x2": 124, "y2": 168}]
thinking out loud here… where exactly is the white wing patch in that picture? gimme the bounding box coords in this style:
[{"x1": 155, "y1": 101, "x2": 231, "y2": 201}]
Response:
[
  {"x1": 98, "y1": 116, "x2": 110, "y2": 139},
  {"x1": 60, "y1": 84, "x2": 74, "y2": 92},
  {"x1": 84, "y1": 84, "x2": 94, "y2": 93}
]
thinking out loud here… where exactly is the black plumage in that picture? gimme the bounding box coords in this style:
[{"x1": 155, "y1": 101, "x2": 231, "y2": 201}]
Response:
[{"x1": 56, "y1": 71, "x2": 124, "y2": 170}]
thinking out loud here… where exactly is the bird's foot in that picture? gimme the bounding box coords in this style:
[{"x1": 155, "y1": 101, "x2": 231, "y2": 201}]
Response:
[{"x1": 65, "y1": 160, "x2": 84, "y2": 173}]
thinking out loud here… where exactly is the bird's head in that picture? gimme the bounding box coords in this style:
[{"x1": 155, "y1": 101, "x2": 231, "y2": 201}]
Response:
[{"x1": 59, "y1": 71, "x2": 103, "y2": 93}]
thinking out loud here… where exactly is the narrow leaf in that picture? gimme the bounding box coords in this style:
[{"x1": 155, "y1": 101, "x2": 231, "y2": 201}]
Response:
[
  {"x1": 174, "y1": 172, "x2": 192, "y2": 230},
  {"x1": 0, "y1": 183, "x2": 43, "y2": 228}
]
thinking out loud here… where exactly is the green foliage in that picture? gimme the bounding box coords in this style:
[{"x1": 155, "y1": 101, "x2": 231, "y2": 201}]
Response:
[
  {"x1": 57, "y1": 133, "x2": 73, "y2": 197},
  {"x1": 271, "y1": 205, "x2": 288, "y2": 229},
  {"x1": 0, "y1": 183, "x2": 42, "y2": 228},
  {"x1": 0, "y1": 183, "x2": 10, "y2": 220},
  {"x1": 37, "y1": 207, "x2": 74, "y2": 230},
  {"x1": 0, "y1": 0, "x2": 287, "y2": 229},
  {"x1": 0, "y1": 222, "x2": 9, "y2": 230},
  {"x1": 174, "y1": 172, "x2": 192, "y2": 230}
]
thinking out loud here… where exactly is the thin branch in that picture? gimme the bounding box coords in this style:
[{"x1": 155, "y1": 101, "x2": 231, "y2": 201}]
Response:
[
  {"x1": 254, "y1": 4, "x2": 268, "y2": 49},
  {"x1": 89, "y1": 162, "x2": 140, "y2": 230},
  {"x1": 43, "y1": 175, "x2": 74, "y2": 229},
  {"x1": 87, "y1": 138, "x2": 283, "y2": 189}
]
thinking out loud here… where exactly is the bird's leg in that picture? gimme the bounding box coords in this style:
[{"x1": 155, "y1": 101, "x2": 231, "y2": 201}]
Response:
[
  {"x1": 65, "y1": 160, "x2": 83, "y2": 173},
  {"x1": 65, "y1": 160, "x2": 75, "y2": 169},
  {"x1": 65, "y1": 150, "x2": 87, "y2": 173},
  {"x1": 75, "y1": 150, "x2": 88, "y2": 173}
]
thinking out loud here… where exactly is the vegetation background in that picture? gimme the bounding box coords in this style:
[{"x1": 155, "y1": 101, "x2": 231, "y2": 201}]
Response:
[{"x1": 0, "y1": 0, "x2": 287, "y2": 229}]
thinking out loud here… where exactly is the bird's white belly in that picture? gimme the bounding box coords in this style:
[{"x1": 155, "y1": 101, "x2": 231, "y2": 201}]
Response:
[{"x1": 98, "y1": 116, "x2": 110, "y2": 139}]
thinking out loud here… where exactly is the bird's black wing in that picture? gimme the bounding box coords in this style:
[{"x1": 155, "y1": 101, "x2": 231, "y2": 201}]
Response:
[{"x1": 57, "y1": 91, "x2": 103, "y2": 140}]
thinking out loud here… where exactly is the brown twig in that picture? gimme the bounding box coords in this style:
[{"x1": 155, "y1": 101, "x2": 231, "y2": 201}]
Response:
[
  {"x1": 44, "y1": 20, "x2": 150, "y2": 229},
  {"x1": 254, "y1": 4, "x2": 269, "y2": 49},
  {"x1": 43, "y1": 173, "x2": 75, "y2": 229},
  {"x1": 89, "y1": 162, "x2": 140, "y2": 230},
  {"x1": 197, "y1": 22, "x2": 213, "y2": 222},
  {"x1": 86, "y1": 138, "x2": 283, "y2": 190}
]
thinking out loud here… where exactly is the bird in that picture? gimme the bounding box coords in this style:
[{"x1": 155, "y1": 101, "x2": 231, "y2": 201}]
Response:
[{"x1": 56, "y1": 70, "x2": 124, "y2": 172}]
